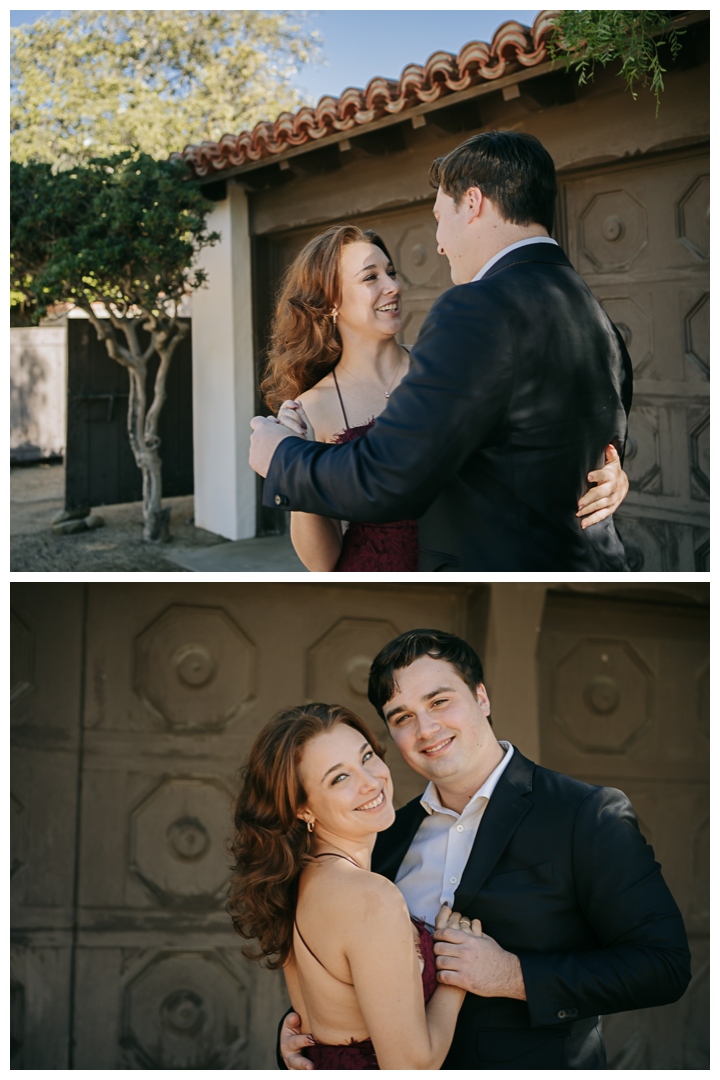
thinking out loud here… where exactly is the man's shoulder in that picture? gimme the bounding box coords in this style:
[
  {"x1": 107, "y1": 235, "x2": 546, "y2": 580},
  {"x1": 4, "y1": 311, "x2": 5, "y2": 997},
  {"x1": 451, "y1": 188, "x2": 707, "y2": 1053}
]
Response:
[{"x1": 530, "y1": 760, "x2": 629, "y2": 815}]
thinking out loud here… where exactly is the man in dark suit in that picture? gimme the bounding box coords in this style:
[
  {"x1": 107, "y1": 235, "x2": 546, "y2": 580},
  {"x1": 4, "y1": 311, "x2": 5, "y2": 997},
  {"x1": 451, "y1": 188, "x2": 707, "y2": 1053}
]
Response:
[
  {"x1": 249, "y1": 131, "x2": 633, "y2": 570},
  {"x1": 279, "y1": 629, "x2": 691, "y2": 1070}
]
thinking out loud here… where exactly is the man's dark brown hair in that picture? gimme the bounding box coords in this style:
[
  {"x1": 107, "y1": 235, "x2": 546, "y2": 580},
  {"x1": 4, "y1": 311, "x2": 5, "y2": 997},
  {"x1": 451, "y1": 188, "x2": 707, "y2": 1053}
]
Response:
[
  {"x1": 429, "y1": 129, "x2": 557, "y2": 234},
  {"x1": 367, "y1": 628, "x2": 491, "y2": 727}
]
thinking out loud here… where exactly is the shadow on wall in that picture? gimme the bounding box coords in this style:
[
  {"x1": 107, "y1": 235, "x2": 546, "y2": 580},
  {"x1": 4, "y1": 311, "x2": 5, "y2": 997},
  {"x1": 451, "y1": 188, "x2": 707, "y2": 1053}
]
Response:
[{"x1": 10, "y1": 330, "x2": 66, "y2": 462}]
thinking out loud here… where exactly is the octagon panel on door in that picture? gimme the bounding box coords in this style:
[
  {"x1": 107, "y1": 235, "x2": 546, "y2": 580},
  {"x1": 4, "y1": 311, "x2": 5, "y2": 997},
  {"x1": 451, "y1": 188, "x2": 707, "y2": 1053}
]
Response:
[
  {"x1": 538, "y1": 591, "x2": 709, "y2": 1069},
  {"x1": 73, "y1": 582, "x2": 472, "y2": 1068},
  {"x1": 560, "y1": 150, "x2": 710, "y2": 570}
]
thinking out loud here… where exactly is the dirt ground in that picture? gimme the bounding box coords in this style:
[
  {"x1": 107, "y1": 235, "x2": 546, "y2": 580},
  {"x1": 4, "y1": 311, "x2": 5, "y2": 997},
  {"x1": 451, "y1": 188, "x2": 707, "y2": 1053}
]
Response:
[{"x1": 10, "y1": 462, "x2": 226, "y2": 572}]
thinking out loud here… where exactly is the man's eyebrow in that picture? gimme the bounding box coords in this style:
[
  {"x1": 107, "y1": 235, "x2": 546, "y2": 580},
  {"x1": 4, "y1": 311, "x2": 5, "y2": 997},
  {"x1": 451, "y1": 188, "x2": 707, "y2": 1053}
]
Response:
[
  {"x1": 385, "y1": 687, "x2": 455, "y2": 721},
  {"x1": 321, "y1": 741, "x2": 369, "y2": 781}
]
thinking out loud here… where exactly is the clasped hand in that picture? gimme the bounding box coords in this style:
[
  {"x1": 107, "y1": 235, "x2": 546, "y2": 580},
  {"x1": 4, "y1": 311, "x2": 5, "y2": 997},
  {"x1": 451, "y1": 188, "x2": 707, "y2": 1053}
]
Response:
[
  {"x1": 433, "y1": 904, "x2": 526, "y2": 1000},
  {"x1": 249, "y1": 400, "x2": 315, "y2": 478}
]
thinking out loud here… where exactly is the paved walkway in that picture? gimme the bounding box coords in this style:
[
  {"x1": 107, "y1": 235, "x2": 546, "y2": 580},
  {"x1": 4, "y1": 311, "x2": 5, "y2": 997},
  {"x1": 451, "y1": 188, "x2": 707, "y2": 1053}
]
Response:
[
  {"x1": 165, "y1": 536, "x2": 306, "y2": 572},
  {"x1": 10, "y1": 462, "x2": 305, "y2": 572}
]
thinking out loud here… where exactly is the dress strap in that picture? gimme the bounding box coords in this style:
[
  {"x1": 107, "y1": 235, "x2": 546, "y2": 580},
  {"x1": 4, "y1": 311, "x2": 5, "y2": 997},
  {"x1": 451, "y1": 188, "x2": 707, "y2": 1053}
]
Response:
[
  {"x1": 293, "y1": 852, "x2": 359, "y2": 983},
  {"x1": 294, "y1": 919, "x2": 329, "y2": 971},
  {"x1": 294, "y1": 918, "x2": 354, "y2": 985},
  {"x1": 313, "y1": 852, "x2": 361, "y2": 868},
  {"x1": 331, "y1": 369, "x2": 350, "y2": 430}
]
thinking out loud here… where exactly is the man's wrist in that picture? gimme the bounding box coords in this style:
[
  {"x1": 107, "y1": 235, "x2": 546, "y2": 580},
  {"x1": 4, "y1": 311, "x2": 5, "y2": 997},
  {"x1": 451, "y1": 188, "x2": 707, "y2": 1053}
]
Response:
[{"x1": 506, "y1": 950, "x2": 527, "y2": 1000}]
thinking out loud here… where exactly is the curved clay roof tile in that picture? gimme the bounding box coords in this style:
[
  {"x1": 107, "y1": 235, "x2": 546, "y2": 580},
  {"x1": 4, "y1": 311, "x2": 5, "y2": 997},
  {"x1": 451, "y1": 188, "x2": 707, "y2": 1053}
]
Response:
[{"x1": 171, "y1": 10, "x2": 559, "y2": 177}]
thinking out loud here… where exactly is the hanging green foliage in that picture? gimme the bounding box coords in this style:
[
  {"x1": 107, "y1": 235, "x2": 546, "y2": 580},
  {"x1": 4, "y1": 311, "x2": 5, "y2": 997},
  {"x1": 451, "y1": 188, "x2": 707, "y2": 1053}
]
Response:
[{"x1": 547, "y1": 10, "x2": 685, "y2": 115}]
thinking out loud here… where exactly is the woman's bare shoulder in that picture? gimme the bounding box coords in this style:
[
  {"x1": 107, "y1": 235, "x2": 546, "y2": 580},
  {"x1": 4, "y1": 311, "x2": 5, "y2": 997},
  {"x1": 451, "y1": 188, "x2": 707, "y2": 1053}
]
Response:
[
  {"x1": 303, "y1": 860, "x2": 407, "y2": 919},
  {"x1": 296, "y1": 376, "x2": 342, "y2": 443}
]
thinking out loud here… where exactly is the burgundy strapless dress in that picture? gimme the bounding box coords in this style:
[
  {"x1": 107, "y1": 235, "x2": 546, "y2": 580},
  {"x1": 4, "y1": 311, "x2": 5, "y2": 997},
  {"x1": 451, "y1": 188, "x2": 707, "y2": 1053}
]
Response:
[
  {"x1": 304, "y1": 918, "x2": 437, "y2": 1070},
  {"x1": 332, "y1": 420, "x2": 419, "y2": 573}
]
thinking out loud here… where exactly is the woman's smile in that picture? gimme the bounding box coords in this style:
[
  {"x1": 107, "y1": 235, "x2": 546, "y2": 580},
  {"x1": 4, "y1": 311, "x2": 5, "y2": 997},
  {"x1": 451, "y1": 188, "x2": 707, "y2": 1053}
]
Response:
[{"x1": 354, "y1": 788, "x2": 387, "y2": 811}]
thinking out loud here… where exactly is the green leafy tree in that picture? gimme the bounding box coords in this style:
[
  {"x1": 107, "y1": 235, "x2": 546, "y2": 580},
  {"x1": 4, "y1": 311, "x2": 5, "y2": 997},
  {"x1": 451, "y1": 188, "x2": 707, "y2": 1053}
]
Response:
[
  {"x1": 11, "y1": 10, "x2": 321, "y2": 165},
  {"x1": 548, "y1": 10, "x2": 685, "y2": 115},
  {"x1": 11, "y1": 152, "x2": 220, "y2": 541}
]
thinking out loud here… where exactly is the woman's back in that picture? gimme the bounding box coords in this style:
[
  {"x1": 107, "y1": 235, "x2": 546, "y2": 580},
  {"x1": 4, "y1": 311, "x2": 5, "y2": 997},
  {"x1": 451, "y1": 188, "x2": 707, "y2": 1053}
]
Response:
[{"x1": 286, "y1": 854, "x2": 432, "y2": 1051}]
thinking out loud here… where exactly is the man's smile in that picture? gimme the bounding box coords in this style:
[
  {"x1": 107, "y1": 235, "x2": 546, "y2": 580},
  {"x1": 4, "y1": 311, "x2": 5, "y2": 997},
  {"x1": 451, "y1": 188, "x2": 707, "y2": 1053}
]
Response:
[{"x1": 420, "y1": 736, "x2": 455, "y2": 756}]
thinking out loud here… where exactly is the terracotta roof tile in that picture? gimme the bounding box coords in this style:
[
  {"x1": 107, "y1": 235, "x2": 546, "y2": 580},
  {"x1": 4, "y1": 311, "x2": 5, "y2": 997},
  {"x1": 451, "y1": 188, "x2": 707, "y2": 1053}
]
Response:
[{"x1": 172, "y1": 10, "x2": 561, "y2": 178}]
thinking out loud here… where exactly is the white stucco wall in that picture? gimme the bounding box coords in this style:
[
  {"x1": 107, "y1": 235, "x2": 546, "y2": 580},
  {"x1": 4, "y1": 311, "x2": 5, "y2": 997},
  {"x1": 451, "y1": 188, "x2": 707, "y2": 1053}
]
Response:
[
  {"x1": 191, "y1": 183, "x2": 256, "y2": 540},
  {"x1": 11, "y1": 326, "x2": 67, "y2": 461}
]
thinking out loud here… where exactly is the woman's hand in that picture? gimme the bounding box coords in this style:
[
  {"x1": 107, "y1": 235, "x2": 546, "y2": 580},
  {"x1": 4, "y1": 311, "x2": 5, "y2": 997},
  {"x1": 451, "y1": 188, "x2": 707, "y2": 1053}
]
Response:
[
  {"x1": 577, "y1": 443, "x2": 629, "y2": 528},
  {"x1": 278, "y1": 400, "x2": 316, "y2": 441},
  {"x1": 435, "y1": 904, "x2": 483, "y2": 938},
  {"x1": 433, "y1": 905, "x2": 526, "y2": 999}
]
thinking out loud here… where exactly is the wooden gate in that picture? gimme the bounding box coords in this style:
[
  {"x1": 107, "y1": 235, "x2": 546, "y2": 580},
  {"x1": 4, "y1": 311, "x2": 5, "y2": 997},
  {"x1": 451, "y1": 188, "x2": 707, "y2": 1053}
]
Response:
[
  {"x1": 538, "y1": 589, "x2": 709, "y2": 1068},
  {"x1": 65, "y1": 319, "x2": 194, "y2": 512},
  {"x1": 557, "y1": 148, "x2": 710, "y2": 571}
]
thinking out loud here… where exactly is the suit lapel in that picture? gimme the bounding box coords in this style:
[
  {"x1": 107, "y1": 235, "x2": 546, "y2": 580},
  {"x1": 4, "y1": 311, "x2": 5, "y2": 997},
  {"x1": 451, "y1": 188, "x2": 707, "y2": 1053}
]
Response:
[
  {"x1": 453, "y1": 747, "x2": 535, "y2": 912},
  {"x1": 372, "y1": 795, "x2": 427, "y2": 881}
]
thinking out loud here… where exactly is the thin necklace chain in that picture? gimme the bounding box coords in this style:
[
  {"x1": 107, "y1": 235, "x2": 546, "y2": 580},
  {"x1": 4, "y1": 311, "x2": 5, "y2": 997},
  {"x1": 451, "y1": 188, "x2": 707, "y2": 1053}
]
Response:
[{"x1": 336, "y1": 347, "x2": 405, "y2": 399}]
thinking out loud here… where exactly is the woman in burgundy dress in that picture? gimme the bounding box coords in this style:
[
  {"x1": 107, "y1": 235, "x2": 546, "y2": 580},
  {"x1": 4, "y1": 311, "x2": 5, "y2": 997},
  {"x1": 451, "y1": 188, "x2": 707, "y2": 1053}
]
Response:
[
  {"x1": 228, "y1": 703, "x2": 479, "y2": 1069},
  {"x1": 261, "y1": 224, "x2": 628, "y2": 572}
]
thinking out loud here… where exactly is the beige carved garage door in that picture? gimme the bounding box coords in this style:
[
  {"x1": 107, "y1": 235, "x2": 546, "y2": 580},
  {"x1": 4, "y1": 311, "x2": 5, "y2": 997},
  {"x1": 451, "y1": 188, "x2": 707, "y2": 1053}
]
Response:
[
  {"x1": 538, "y1": 590, "x2": 709, "y2": 1069},
  {"x1": 11, "y1": 582, "x2": 469, "y2": 1069},
  {"x1": 558, "y1": 149, "x2": 710, "y2": 571}
]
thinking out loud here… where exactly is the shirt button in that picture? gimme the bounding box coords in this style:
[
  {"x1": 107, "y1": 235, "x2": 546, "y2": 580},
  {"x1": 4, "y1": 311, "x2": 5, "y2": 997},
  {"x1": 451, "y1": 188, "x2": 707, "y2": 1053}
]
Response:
[
  {"x1": 456, "y1": 825, "x2": 464, "y2": 832},
  {"x1": 558, "y1": 1010, "x2": 566, "y2": 1019},
  {"x1": 450, "y1": 876, "x2": 458, "y2": 884}
]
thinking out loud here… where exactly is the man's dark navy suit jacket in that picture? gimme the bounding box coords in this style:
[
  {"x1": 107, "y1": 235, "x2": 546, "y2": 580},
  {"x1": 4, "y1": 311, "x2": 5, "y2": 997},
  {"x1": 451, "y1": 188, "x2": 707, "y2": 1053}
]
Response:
[
  {"x1": 369, "y1": 747, "x2": 691, "y2": 1069},
  {"x1": 264, "y1": 243, "x2": 634, "y2": 571}
]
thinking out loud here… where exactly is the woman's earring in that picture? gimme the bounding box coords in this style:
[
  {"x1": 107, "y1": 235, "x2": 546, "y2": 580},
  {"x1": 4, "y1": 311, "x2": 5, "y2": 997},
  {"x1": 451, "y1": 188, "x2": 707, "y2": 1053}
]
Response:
[
  {"x1": 307, "y1": 820, "x2": 314, "y2": 833},
  {"x1": 332, "y1": 310, "x2": 337, "y2": 326}
]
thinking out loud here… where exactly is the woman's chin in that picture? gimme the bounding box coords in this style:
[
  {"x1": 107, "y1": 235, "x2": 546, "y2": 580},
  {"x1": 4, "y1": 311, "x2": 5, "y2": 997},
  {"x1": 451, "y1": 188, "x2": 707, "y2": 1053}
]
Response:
[{"x1": 370, "y1": 803, "x2": 396, "y2": 833}]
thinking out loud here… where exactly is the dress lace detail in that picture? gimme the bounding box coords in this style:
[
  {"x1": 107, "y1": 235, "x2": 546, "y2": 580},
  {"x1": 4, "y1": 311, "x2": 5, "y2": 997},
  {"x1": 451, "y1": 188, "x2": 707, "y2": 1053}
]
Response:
[{"x1": 331, "y1": 419, "x2": 419, "y2": 572}]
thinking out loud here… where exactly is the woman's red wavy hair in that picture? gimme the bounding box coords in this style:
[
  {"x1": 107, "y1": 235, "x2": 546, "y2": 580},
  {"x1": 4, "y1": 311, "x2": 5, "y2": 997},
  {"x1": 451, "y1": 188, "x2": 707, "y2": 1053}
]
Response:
[
  {"x1": 260, "y1": 224, "x2": 393, "y2": 412},
  {"x1": 228, "y1": 703, "x2": 386, "y2": 969}
]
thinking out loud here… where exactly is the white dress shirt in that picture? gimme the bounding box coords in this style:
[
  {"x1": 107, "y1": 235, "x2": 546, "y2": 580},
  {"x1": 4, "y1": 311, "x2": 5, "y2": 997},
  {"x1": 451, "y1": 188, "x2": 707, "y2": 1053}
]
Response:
[
  {"x1": 394, "y1": 742, "x2": 515, "y2": 928},
  {"x1": 471, "y1": 236, "x2": 558, "y2": 282}
]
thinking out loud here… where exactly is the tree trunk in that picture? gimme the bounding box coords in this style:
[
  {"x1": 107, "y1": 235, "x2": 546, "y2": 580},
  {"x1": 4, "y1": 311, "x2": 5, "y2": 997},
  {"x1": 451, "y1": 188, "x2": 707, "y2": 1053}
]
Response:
[
  {"x1": 126, "y1": 356, "x2": 170, "y2": 544},
  {"x1": 87, "y1": 309, "x2": 188, "y2": 543}
]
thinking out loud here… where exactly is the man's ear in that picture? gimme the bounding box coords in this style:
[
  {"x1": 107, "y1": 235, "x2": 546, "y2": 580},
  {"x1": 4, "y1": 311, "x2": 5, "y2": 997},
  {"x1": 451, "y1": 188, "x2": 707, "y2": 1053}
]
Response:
[
  {"x1": 476, "y1": 682, "x2": 491, "y2": 715},
  {"x1": 464, "y1": 186, "x2": 484, "y2": 223}
]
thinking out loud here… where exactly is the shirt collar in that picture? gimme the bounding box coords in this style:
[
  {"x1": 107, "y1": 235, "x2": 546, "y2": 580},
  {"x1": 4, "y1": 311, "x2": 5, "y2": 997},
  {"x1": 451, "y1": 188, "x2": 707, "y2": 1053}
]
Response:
[
  {"x1": 420, "y1": 741, "x2": 515, "y2": 816},
  {"x1": 471, "y1": 236, "x2": 558, "y2": 283}
]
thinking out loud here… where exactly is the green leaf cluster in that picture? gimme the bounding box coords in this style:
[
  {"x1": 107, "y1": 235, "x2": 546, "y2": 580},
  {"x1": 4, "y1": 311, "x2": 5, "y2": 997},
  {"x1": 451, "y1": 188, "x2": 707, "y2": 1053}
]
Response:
[
  {"x1": 11, "y1": 10, "x2": 322, "y2": 166},
  {"x1": 11, "y1": 151, "x2": 220, "y2": 322},
  {"x1": 547, "y1": 10, "x2": 685, "y2": 115}
]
